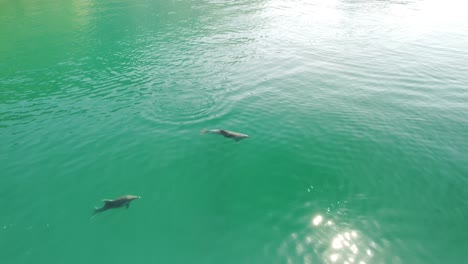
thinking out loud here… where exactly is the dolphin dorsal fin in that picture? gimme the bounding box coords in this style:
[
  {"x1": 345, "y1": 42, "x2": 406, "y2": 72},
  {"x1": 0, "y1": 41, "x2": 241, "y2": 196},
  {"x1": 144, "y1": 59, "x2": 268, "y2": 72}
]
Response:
[{"x1": 102, "y1": 199, "x2": 112, "y2": 203}]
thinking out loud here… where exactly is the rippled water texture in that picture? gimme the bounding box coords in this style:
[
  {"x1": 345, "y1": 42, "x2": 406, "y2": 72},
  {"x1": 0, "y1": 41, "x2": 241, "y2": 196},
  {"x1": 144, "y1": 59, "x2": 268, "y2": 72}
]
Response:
[{"x1": 1, "y1": 0, "x2": 467, "y2": 263}]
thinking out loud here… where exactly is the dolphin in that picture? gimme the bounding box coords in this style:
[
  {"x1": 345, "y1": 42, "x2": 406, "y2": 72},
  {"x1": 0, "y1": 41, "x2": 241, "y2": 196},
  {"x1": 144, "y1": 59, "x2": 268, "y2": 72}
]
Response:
[
  {"x1": 200, "y1": 129, "x2": 249, "y2": 141},
  {"x1": 93, "y1": 195, "x2": 140, "y2": 215}
]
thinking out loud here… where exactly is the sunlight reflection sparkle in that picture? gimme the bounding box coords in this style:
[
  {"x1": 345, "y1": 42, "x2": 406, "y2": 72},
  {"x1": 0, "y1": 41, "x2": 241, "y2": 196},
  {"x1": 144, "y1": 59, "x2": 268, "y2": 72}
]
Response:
[
  {"x1": 312, "y1": 215, "x2": 323, "y2": 226},
  {"x1": 282, "y1": 209, "x2": 377, "y2": 264}
]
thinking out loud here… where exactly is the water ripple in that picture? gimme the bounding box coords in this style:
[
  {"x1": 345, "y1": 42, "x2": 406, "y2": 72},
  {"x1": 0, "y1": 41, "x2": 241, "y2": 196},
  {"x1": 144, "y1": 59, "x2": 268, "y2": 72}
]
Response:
[
  {"x1": 263, "y1": 200, "x2": 382, "y2": 264},
  {"x1": 141, "y1": 86, "x2": 227, "y2": 125}
]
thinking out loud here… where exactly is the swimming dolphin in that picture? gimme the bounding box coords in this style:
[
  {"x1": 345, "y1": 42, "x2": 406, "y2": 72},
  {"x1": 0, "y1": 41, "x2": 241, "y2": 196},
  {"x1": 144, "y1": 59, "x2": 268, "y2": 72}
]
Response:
[
  {"x1": 93, "y1": 195, "x2": 140, "y2": 215},
  {"x1": 200, "y1": 129, "x2": 249, "y2": 141}
]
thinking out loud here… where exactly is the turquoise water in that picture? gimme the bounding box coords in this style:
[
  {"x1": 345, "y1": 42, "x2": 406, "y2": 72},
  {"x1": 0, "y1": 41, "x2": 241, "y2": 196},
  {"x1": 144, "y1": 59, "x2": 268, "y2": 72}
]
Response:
[{"x1": 1, "y1": 0, "x2": 467, "y2": 263}]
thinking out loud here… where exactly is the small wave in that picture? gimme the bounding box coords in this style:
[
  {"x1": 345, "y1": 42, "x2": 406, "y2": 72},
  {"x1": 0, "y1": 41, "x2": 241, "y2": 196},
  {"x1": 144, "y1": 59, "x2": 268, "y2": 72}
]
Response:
[
  {"x1": 269, "y1": 203, "x2": 381, "y2": 264},
  {"x1": 141, "y1": 88, "x2": 229, "y2": 125}
]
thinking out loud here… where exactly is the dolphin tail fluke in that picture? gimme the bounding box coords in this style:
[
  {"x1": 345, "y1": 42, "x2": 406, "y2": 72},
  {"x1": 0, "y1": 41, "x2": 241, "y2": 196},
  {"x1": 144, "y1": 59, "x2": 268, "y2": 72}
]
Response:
[
  {"x1": 93, "y1": 206, "x2": 104, "y2": 215},
  {"x1": 200, "y1": 129, "x2": 207, "y2": 135}
]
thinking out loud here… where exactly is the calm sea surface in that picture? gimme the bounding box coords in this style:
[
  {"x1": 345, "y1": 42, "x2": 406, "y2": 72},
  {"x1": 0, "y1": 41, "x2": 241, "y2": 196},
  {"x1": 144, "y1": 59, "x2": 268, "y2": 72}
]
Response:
[{"x1": 1, "y1": 0, "x2": 467, "y2": 263}]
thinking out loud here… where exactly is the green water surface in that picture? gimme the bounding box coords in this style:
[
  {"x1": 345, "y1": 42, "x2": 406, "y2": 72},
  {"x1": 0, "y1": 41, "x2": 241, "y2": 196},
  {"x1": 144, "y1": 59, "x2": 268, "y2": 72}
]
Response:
[{"x1": 1, "y1": 0, "x2": 467, "y2": 263}]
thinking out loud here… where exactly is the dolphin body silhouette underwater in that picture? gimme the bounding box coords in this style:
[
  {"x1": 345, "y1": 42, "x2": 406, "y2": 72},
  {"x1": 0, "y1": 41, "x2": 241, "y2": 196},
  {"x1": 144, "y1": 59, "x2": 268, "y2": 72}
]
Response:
[
  {"x1": 200, "y1": 129, "x2": 249, "y2": 141},
  {"x1": 93, "y1": 195, "x2": 140, "y2": 215}
]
